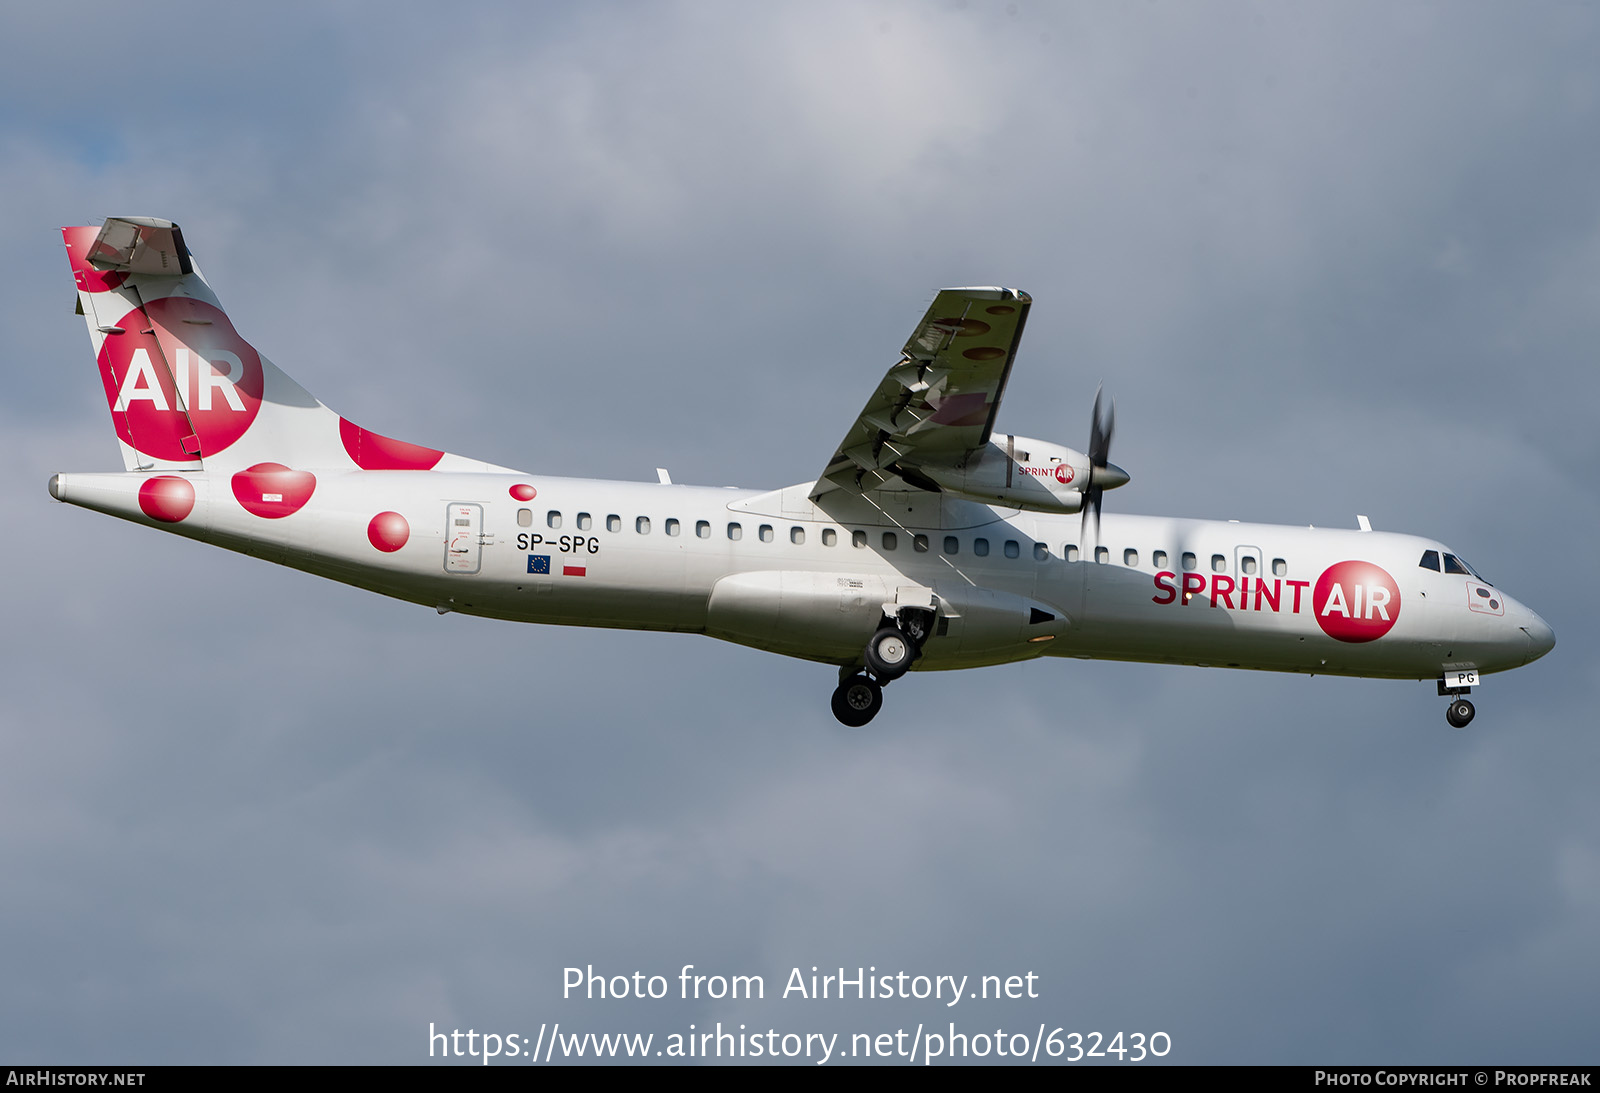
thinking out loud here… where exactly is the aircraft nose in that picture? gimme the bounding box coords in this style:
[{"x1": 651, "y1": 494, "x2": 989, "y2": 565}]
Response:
[{"x1": 1519, "y1": 609, "x2": 1556, "y2": 664}]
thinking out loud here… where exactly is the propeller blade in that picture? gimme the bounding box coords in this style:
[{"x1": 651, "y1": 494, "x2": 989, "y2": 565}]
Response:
[
  {"x1": 1088, "y1": 384, "x2": 1114, "y2": 469},
  {"x1": 1081, "y1": 383, "x2": 1122, "y2": 546}
]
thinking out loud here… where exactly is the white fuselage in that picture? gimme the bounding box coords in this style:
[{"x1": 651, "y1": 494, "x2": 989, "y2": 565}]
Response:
[{"x1": 50, "y1": 469, "x2": 1554, "y2": 681}]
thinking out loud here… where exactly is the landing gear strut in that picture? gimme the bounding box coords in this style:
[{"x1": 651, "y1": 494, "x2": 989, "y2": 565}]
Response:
[{"x1": 830, "y1": 609, "x2": 935, "y2": 727}]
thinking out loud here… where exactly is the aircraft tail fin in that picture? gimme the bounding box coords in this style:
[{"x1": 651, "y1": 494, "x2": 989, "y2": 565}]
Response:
[{"x1": 63, "y1": 217, "x2": 499, "y2": 475}]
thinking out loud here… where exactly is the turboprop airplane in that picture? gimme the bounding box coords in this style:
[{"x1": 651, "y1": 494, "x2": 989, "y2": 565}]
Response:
[{"x1": 50, "y1": 217, "x2": 1554, "y2": 728}]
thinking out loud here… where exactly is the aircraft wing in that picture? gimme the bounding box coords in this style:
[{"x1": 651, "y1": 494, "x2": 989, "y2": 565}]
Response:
[{"x1": 811, "y1": 286, "x2": 1031, "y2": 499}]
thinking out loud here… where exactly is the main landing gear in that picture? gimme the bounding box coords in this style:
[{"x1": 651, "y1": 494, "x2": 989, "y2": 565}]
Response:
[
  {"x1": 830, "y1": 610, "x2": 934, "y2": 727},
  {"x1": 831, "y1": 674, "x2": 883, "y2": 728},
  {"x1": 1438, "y1": 674, "x2": 1477, "y2": 728}
]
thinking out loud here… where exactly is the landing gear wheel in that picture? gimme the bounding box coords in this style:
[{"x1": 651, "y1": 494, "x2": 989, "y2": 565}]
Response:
[
  {"x1": 831, "y1": 675, "x2": 883, "y2": 727},
  {"x1": 864, "y1": 627, "x2": 914, "y2": 681},
  {"x1": 1445, "y1": 698, "x2": 1475, "y2": 728}
]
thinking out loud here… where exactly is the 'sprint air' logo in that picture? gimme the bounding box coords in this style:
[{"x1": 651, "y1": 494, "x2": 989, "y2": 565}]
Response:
[
  {"x1": 1017, "y1": 464, "x2": 1076, "y2": 484},
  {"x1": 1313, "y1": 561, "x2": 1402, "y2": 643},
  {"x1": 97, "y1": 297, "x2": 263, "y2": 460}
]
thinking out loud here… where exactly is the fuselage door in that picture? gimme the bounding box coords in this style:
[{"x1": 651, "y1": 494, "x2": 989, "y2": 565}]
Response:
[{"x1": 444, "y1": 503, "x2": 483, "y2": 574}]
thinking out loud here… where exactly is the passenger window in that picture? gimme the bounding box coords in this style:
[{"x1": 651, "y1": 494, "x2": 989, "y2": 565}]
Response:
[
  {"x1": 696, "y1": 520, "x2": 711, "y2": 539},
  {"x1": 1242, "y1": 555, "x2": 1258, "y2": 575},
  {"x1": 1211, "y1": 554, "x2": 1226, "y2": 572},
  {"x1": 1152, "y1": 549, "x2": 1168, "y2": 568},
  {"x1": 547, "y1": 510, "x2": 562, "y2": 529},
  {"x1": 974, "y1": 538, "x2": 990, "y2": 557},
  {"x1": 1064, "y1": 545, "x2": 1080, "y2": 562},
  {"x1": 822, "y1": 528, "x2": 837, "y2": 547},
  {"x1": 727, "y1": 522, "x2": 742, "y2": 540},
  {"x1": 1033, "y1": 542, "x2": 1048, "y2": 561},
  {"x1": 882, "y1": 532, "x2": 897, "y2": 550},
  {"x1": 1004, "y1": 540, "x2": 1020, "y2": 559},
  {"x1": 1182, "y1": 552, "x2": 1197, "y2": 571},
  {"x1": 636, "y1": 516, "x2": 650, "y2": 534},
  {"x1": 944, "y1": 536, "x2": 959, "y2": 555},
  {"x1": 1420, "y1": 550, "x2": 1441, "y2": 571},
  {"x1": 665, "y1": 518, "x2": 680, "y2": 537},
  {"x1": 1272, "y1": 558, "x2": 1287, "y2": 577},
  {"x1": 577, "y1": 513, "x2": 592, "y2": 531},
  {"x1": 791, "y1": 527, "x2": 805, "y2": 545},
  {"x1": 1095, "y1": 546, "x2": 1109, "y2": 564},
  {"x1": 759, "y1": 524, "x2": 773, "y2": 543},
  {"x1": 852, "y1": 530, "x2": 868, "y2": 548},
  {"x1": 606, "y1": 514, "x2": 621, "y2": 533},
  {"x1": 1124, "y1": 548, "x2": 1139, "y2": 567},
  {"x1": 914, "y1": 534, "x2": 929, "y2": 553},
  {"x1": 517, "y1": 509, "x2": 532, "y2": 527}
]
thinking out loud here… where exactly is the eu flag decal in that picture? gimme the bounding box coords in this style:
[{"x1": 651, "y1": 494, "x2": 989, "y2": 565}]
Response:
[{"x1": 527, "y1": 555, "x2": 551, "y2": 574}]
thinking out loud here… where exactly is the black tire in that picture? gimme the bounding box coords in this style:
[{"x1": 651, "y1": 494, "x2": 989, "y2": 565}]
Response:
[
  {"x1": 831, "y1": 675, "x2": 883, "y2": 727},
  {"x1": 1446, "y1": 698, "x2": 1475, "y2": 728},
  {"x1": 864, "y1": 627, "x2": 914, "y2": 680}
]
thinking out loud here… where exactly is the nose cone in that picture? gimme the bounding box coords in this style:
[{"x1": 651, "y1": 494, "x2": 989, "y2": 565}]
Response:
[{"x1": 1520, "y1": 610, "x2": 1556, "y2": 665}]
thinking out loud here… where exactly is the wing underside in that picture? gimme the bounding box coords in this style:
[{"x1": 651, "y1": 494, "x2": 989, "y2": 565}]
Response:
[{"x1": 811, "y1": 287, "x2": 1031, "y2": 500}]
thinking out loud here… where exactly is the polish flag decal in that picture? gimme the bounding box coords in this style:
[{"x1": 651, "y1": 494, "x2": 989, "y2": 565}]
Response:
[{"x1": 563, "y1": 565, "x2": 587, "y2": 577}]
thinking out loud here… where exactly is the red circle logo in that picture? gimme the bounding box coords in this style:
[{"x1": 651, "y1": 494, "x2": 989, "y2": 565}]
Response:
[
  {"x1": 338, "y1": 418, "x2": 444, "y2": 470},
  {"x1": 231, "y1": 463, "x2": 316, "y2": 519},
  {"x1": 509, "y1": 483, "x2": 537, "y2": 501},
  {"x1": 367, "y1": 511, "x2": 410, "y2": 552},
  {"x1": 97, "y1": 297, "x2": 263, "y2": 461},
  {"x1": 1313, "y1": 561, "x2": 1402, "y2": 643},
  {"x1": 137, "y1": 475, "x2": 195, "y2": 523},
  {"x1": 1054, "y1": 464, "x2": 1075, "y2": 484}
]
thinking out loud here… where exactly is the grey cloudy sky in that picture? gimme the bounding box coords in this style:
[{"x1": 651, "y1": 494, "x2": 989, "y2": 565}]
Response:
[{"x1": 2, "y1": 0, "x2": 1595, "y2": 1064}]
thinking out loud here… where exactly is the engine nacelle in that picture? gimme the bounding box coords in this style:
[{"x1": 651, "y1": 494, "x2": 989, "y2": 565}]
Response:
[{"x1": 919, "y1": 434, "x2": 1087, "y2": 514}]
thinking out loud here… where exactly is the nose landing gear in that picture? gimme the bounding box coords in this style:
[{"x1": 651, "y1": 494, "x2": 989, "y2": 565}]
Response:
[{"x1": 1438, "y1": 673, "x2": 1478, "y2": 728}]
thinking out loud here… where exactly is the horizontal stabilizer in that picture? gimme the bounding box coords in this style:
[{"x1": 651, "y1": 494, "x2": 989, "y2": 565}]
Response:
[{"x1": 86, "y1": 217, "x2": 192, "y2": 276}]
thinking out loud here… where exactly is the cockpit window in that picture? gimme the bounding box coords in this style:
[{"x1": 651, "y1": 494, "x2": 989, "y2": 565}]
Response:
[
  {"x1": 1419, "y1": 550, "x2": 1441, "y2": 571},
  {"x1": 1443, "y1": 553, "x2": 1491, "y2": 584}
]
